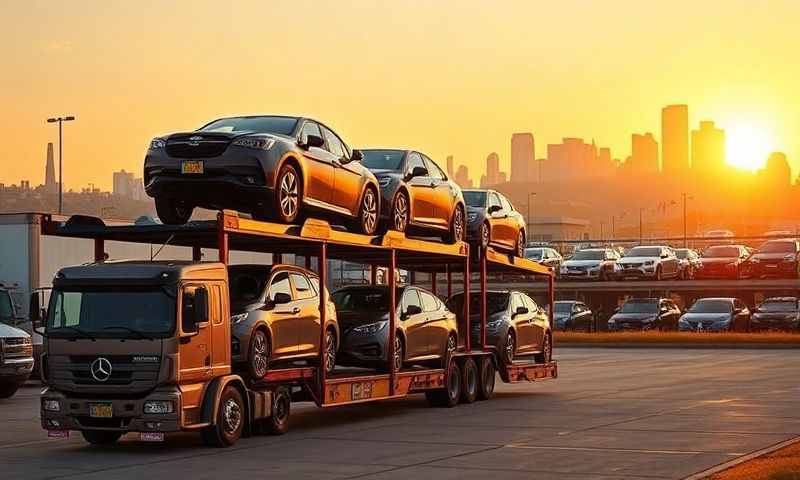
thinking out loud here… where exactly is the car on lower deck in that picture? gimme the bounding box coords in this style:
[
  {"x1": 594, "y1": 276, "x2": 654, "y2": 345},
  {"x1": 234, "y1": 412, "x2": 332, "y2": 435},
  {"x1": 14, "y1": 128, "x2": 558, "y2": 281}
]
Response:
[
  {"x1": 333, "y1": 285, "x2": 458, "y2": 371},
  {"x1": 678, "y1": 297, "x2": 750, "y2": 332},
  {"x1": 462, "y1": 189, "x2": 527, "y2": 257},
  {"x1": 616, "y1": 246, "x2": 680, "y2": 280},
  {"x1": 145, "y1": 115, "x2": 381, "y2": 234},
  {"x1": 745, "y1": 239, "x2": 800, "y2": 279},
  {"x1": 359, "y1": 149, "x2": 466, "y2": 243},
  {"x1": 228, "y1": 264, "x2": 338, "y2": 379},
  {"x1": 750, "y1": 297, "x2": 800, "y2": 331},
  {"x1": 553, "y1": 301, "x2": 594, "y2": 332},
  {"x1": 445, "y1": 290, "x2": 551, "y2": 365},
  {"x1": 607, "y1": 298, "x2": 681, "y2": 331},
  {"x1": 559, "y1": 248, "x2": 620, "y2": 281}
]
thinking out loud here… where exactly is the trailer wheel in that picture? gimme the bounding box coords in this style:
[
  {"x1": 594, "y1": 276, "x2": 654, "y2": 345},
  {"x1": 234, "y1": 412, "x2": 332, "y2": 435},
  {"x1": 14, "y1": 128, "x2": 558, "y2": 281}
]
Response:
[
  {"x1": 476, "y1": 356, "x2": 496, "y2": 401},
  {"x1": 425, "y1": 360, "x2": 461, "y2": 408},
  {"x1": 459, "y1": 357, "x2": 478, "y2": 404},
  {"x1": 81, "y1": 430, "x2": 122, "y2": 445},
  {"x1": 263, "y1": 386, "x2": 291, "y2": 435},
  {"x1": 0, "y1": 381, "x2": 21, "y2": 399},
  {"x1": 201, "y1": 385, "x2": 244, "y2": 447}
]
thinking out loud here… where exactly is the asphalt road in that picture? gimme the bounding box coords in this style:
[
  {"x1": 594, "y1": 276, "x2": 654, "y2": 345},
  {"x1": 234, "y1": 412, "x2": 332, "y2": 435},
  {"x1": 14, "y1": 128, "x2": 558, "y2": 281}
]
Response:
[{"x1": 2, "y1": 348, "x2": 799, "y2": 480}]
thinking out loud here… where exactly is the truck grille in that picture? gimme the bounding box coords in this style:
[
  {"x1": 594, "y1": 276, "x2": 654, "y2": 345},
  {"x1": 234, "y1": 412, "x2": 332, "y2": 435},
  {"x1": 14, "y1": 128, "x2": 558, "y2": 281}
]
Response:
[
  {"x1": 48, "y1": 355, "x2": 160, "y2": 394},
  {"x1": 165, "y1": 134, "x2": 231, "y2": 158},
  {"x1": 1, "y1": 338, "x2": 33, "y2": 360}
]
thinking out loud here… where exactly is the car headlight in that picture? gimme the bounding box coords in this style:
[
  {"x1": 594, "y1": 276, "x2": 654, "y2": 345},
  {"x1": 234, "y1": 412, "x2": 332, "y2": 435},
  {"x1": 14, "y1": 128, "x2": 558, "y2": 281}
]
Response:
[
  {"x1": 783, "y1": 254, "x2": 796, "y2": 262},
  {"x1": 378, "y1": 176, "x2": 392, "y2": 188},
  {"x1": 233, "y1": 136, "x2": 276, "y2": 151},
  {"x1": 231, "y1": 313, "x2": 248, "y2": 325},
  {"x1": 352, "y1": 321, "x2": 388, "y2": 335},
  {"x1": 149, "y1": 137, "x2": 166, "y2": 149},
  {"x1": 42, "y1": 399, "x2": 61, "y2": 412},
  {"x1": 644, "y1": 260, "x2": 655, "y2": 266},
  {"x1": 143, "y1": 400, "x2": 174, "y2": 414}
]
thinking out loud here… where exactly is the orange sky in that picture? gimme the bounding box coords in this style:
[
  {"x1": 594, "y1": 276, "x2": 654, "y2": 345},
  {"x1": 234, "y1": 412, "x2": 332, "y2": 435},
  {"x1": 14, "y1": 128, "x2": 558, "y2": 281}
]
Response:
[{"x1": 1, "y1": 0, "x2": 799, "y2": 190}]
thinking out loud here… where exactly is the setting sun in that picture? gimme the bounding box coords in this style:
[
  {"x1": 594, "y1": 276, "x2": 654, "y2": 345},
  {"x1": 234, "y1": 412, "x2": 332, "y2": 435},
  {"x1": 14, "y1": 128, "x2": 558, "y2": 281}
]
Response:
[{"x1": 725, "y1": 123, "x2": 776, "y2": 171}]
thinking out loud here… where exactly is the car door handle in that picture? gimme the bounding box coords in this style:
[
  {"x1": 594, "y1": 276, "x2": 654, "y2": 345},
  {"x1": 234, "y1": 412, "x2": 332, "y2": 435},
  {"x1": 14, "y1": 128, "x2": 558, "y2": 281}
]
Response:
[{"x1": 291, "y1": 307, "x2": 301, "y2": 314}]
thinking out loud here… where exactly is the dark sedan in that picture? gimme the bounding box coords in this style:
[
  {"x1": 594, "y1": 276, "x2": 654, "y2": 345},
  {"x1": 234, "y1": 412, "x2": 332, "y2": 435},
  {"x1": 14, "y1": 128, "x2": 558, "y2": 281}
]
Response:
[
  {"x1": 696, "y1": 245, "x2": 751, "y2": 279},
  {"x1": 607, "y1": 298, "x2": 681, "y2": 331},
  {"x1": 446, "y1": 290, "x2": 551, "y2": 364},
  {"x1": 333, "y1": 285, "x2": 458, "y2": 371},
  {"x1": 463, "y1": 189, "x2": 527, "y2": 257},
  {"x1": 360, "y1": 149, "x2": 466, "y2": 243},
  {"x1": 145, "y1": 115, "x2": 381, "y2": 234},
  {"x1": 678, "y1": 298, "x2": 750, "y2": 332},
  {"x1": 553, "y1": 301, "x2": 594, "y2": 332},
  {"x1": 745, "y1": 239, "x2": 800, "y2": 279},
  {"x1": 750, "y1": 297, "x2": 800, "y2": 331}
]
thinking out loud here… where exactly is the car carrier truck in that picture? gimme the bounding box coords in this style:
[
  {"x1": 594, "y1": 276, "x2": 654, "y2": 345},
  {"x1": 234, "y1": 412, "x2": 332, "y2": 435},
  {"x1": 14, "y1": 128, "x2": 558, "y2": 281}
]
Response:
[{"x1": 36, "y1": 211, "x2": 557, "y2": 447}]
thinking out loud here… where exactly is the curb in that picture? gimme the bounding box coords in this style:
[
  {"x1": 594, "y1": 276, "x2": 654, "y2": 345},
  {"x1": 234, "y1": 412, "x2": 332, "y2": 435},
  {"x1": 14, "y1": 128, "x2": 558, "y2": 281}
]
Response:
[
  {"x1": 683, "y1": 436, "x2": 800, "y2": 480},
  {"x1": 558, "y1": 343, "x2": 800, "y2": 349}
]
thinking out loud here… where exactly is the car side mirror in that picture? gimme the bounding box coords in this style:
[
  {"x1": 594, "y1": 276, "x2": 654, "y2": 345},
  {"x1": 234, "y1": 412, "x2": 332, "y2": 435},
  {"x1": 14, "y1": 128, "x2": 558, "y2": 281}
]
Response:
[
  {"x1": 405, "y1": 304, "x2": 422, "y2": 316},
  {"x1": 488, "y1": 205, "x2": 502, "y2": 214},
  {"x1": 351, "y1": 149, "x2": 364, "y2": 162},
  {"x1": 302, "y1": 134, "x2": 325, "y2": 149},
  {"x1": 271, "y1": 292, "x2": 292, "y2": 305},
  {"x1": 408, "y1": 166, "x2": 428, "y2": 179},
  {"x1": 514, "y1": 306, "x2": 529, "y2": 317}
]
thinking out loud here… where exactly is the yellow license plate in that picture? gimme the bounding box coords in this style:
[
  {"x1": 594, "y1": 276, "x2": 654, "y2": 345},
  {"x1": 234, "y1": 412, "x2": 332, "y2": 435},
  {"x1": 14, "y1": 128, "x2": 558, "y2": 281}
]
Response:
[
  {"x1": 89, "y1": 403, "x2": 113, "y2": 418},
  {"x1": 181, "y1": 160, "x2": 204, "y2": 174}
]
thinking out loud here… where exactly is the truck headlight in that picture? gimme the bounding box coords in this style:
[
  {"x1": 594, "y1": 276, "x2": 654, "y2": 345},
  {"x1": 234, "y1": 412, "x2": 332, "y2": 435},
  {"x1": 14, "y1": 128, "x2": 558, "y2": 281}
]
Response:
[
  {"x1": 43, "y1": 399, "x2": 61, "y2": 412},
  {"x1": 352, "y1": 321, "x2": 387, "y2": 335},
  {"x1": 233, "y1": 136, "x2": 275, "y2": 151},
  {"x1": 149, "y1": 137, "x2": 166, "y2": 150},
  {"x1": 143, "y1": 401, "x2": 174, "y2": 414}
]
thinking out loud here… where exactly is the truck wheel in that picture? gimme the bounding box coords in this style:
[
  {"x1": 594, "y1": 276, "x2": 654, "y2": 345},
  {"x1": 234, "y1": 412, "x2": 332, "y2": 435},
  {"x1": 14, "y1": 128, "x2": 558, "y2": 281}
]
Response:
[
  {"x1": 201, "y1": 386, "x2": 244, "y2": 447},
  {"x1": 425, "y1": 360, "x2": 461, "y2": 408},
  {"x1": 264, "y1": 386, "x2": 291, "y2": 435},
  {"x1": 155, "y1": 197, "x2": 193, "y2": 225},
  {"x1": 0, "y1": 381, "x2": 20, "y2": 399},
  {"x1": 534, "y1": 333, "x2": 552, "y2": 364},
  {"x1": 476, "y1": 356, "x2": 495, "y2": 400},
  {"x1": 459, "y1": 357, "x2": 478, "y2": 404},
  {"x1": 81, "y1": 430, "x2": 123, "y2": 445}
]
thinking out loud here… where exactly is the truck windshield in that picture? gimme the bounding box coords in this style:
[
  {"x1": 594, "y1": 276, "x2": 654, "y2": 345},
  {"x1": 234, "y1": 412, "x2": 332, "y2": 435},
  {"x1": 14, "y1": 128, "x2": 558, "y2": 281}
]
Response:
[
  {"x1": 0, "y1": 291, "x2": 14, "y2": 326},
  {"x1": 47, "y1": 288, "x2": 175, "y2": 338}
]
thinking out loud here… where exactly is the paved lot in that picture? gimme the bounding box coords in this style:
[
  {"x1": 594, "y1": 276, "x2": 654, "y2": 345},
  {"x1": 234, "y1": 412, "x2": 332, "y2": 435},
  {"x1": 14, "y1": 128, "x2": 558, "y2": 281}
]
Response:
[{"x1": 1, "y1": 348, "x2": 798, "y2": 479}]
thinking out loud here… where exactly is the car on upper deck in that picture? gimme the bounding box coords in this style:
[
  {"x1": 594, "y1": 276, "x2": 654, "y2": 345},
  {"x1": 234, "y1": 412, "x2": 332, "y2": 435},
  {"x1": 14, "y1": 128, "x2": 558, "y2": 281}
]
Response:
[
  {"x1": 145, "y1": 115, "x2": 380, "y2": 234},
  {"x1": 745, "y1": 239, "x2": 800, "y2": 279},
  {"x1": 559, "y1": 248, "x2": 620, "y2": 281},
  {"x1": 616, "y1": 246, "x2": 680, "y2": 280},
  {"x1": 462, "y1": 189, "x2": 527, "y2": 257},
  {"x1": 696, "y1": 245, "x2": 751, "y2": 279}
]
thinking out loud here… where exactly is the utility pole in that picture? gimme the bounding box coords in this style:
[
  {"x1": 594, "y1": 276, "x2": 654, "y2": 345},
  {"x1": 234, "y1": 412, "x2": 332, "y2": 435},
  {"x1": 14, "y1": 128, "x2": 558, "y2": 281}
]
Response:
[
  {"x1": 611, "y1": 215, "x2": 616, "y2": 241},
  {"x1": 682, "y1": 193, "x2": 693, "y2": 248},
  {"x1": 639, "y1": 207, "x2": 644, "y2": 244},
  {"x1": 527, "y1": 192, "x2": 537, "y2": 237},
  {"x1": 46, "y1": 115, "x2": 76, "y2": 214}
]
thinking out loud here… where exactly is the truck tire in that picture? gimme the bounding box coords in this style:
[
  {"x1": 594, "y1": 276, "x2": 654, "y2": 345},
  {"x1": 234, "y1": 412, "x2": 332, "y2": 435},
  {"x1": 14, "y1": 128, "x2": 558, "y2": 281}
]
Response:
[
  {"x1": 81, "y1": 430, "x2": 123, "y2": 445},
  {"x1": 201, "y1": 385, "x2": 244, "y2": 447},
  {"x1": 425, "y1": 360, "x2": 461, "y2": 408},
  {"x1": 264, "y1": 386, "x2": 291, "y2": 435},
  {"x1": 476, "y1": 356, "x2": 495, "y2": 401},
  {"x1": 459, "y1": 357, "x2": 478, "y2": 404},
  {"x1": 0, "y1": 381, "x2": 20, "y2": 399}
]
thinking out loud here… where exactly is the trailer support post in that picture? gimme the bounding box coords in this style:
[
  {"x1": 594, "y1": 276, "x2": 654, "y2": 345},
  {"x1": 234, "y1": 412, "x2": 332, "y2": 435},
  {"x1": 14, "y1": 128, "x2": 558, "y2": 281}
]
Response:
[
  {"x1": 446, "y1": 266, "x2": 452, "y2": 299},
  {"x1": 464, "y1": 245, "x2": 471, "y2": 352},
  {"x1": 431, "y1": 272, "x2": 437, "y2": 297},
  {"x1": 192, "y1": 246, "x2": 202, "y2": 261},
  {"x1": 388, "y1": 250, "x2": 397, "y2": 394},
  {"x1": 94, "y1": 238, "x2": 104, "y2": 262},
  {"x1": 370, "y1": 264, "x2": 378, "y2": 285},
  {"x1": 548, "y1": 273, "x2": 555, "y2": 350},
  {"x1": 318, "y1": 242, "x2": 328, "y2": 405},
  {"x1": 480, "y1": 246, "x2": 488, "y2": 349}
]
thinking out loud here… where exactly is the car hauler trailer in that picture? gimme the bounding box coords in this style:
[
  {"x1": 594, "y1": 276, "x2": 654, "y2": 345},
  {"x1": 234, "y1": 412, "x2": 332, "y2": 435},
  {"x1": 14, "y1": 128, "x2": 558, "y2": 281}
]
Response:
[{"x1": 36, "y1": 211, "x2": 556, "y2": 446}]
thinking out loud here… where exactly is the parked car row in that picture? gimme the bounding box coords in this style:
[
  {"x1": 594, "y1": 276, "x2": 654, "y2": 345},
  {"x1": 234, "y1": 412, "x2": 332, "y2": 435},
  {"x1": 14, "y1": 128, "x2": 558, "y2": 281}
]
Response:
[
  {"x1": 143, "y1": 115, "x2": 530, "y2": 258},
  {"x1": 227, "y1": 263, "x2": 552, "y2": 380},
  {"x1": 543, "y1": 238, "x2": 800, "y2": 281}
]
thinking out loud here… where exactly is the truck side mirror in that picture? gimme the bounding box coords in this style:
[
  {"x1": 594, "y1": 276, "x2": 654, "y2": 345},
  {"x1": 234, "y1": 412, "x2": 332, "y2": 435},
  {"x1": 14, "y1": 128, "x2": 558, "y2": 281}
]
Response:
[{"x1": 29, "y1": 293, "x2": 46, "y2": 329}]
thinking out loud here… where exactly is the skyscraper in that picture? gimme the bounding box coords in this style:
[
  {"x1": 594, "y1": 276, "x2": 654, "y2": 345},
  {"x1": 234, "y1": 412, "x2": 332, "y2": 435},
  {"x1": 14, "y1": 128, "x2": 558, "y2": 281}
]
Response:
[
  {"x1": 510, "y1": 133, "x2": 535, "y2": 183},
  {"x1": 454, "y1": 165, "x2": 472, "y2": 188},
  {"x1": 545, "y1": 138, "x2": 595, "y2": 181},
  {"x1": 662, "y1": 105, "x2": 689, "y2": 172},
  {"x1": 631, "y1": 133, "x2": 659, "y2": 175},
  {"x1": 760, "y1": 152, "x2": 791, "y2": 188},
  {"x1": 691, "y1": 121, "x2": 726, "y2": 174},
  {"x1": 480, "y1": 152, "x2": 504, "y2": 187},
  {"x1": 44, "y1": 142, "x2": 56, "y2": 193},
  {"x1": 446, "y1": 155, "x2": 454, "y2": 177}
]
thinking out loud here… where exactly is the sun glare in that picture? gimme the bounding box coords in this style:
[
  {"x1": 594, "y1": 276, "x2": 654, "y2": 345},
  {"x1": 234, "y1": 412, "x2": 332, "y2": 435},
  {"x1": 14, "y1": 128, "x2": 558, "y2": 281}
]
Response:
[{"x1": 725, "y1": 123, "x2": 775, "y2": 171}]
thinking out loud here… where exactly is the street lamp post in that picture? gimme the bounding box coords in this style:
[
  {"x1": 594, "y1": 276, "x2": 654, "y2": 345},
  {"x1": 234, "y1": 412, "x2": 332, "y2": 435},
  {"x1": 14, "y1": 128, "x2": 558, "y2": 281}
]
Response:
[
  {"x1": 526, "y1": 192, "x2": 537, "y2": 238},
  {"x1": 46, "y1": 115, "x2": 76, "y2": 214},
  {"x1": 682, "y1": 193, "x2": 693, "y2": 248},
  {"x1": 639, "y1": 207, "x2": 644, "y2": 244}
]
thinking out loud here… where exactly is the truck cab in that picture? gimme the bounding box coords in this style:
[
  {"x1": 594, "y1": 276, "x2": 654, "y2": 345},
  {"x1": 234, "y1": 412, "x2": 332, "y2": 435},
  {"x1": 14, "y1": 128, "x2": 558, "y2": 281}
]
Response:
[{"x1": 39, "y1": 261, "x2": 277, "y2": 446}]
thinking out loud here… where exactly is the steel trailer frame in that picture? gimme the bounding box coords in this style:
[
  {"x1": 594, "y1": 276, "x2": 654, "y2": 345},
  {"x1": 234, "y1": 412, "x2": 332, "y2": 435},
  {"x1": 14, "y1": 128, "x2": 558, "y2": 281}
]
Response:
[{"x1": 40, "y1": 210, "x2": 557, "y2": 412}]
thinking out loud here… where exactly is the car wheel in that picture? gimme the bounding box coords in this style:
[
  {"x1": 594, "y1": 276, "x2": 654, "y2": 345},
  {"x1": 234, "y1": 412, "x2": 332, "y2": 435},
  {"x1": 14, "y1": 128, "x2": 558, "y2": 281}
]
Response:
[
  {"x1": 155, "y1": 197, "x2": 193, "y2": 225},
  {"x1": 515, "y1": 230, "x2": 525, "y2": 258},
  {"x1": 425, "y1": 359, "x2": 461, "y2": 408},
  {"x1": 503, "y1": 330, "x2": 516, "y2": 364},
  {"x1": 81, "y1": 430, "x2": 123, "y2": 445},
  {"x1": 0, "y1": 381, "x2": 20, "y2": 399},
  {"x1": 459, "y1": 357, "x2": 478, "y2": 404},
  {"x1": 392, "y1": 191, "x2": 409, "y2": 232},
  {"x1": 357, "y1": 187, "x2": 379, "y2": 235},
  {"x1": 534, "y1": 333, "x2": 552, "y2": 364},
  {"x1": 479, "y1": 222, "x2": 490, "y2": 249},
  {"x1": 442, "y1": 333, "x2": 457, "y2": 368},
  {"x1": 392, "y1": 334, "x2": 404, "y2": 372},
  {"x1": 324, "y1": 328, "x2": 337, "y2": 375},
  {"x1": 275, "y1": 163, "x2": 302, "y2": 224},
  {"x1": 446, "y1": 205, "x2": 466, "y2": 244},
  {"x1": 201, "y1": 386, "x2": 244, "y2": 447},
  {"x1": 248, "y1": 330, "x2": 270, "y2": 380},
  {"x1": 476, "y1": 356, "x2": 496, "y2": 400}
]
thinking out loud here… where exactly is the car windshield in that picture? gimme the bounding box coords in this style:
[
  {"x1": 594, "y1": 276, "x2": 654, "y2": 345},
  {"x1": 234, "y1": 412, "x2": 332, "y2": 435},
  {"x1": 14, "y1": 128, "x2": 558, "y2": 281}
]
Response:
[
  {"x1": 446, "y1": 292, "x2": 509, "y2": 317},
  {"x1": 199, "y1": 116, "x2": 298, "y2": 135},
  {"x1": 620, "y1": 300, "x2": 658, "y2": 314},
  {"x1": 689, "y1": 300, "x2": 733, "y2": 314},
  {"x1": 0, "y1": 291, "x2": 14, "y2": 326},
  {"x1": 361, "y1": 150, "x2": 406, "y2": 171},
  {"x1": 625, "y1": 247, "x2": 661, "y2": 257},
  {"x1": 47, "y1": 288, "x2": 176, "y2": 338},
  {"x1": 703, "y1": 246, "x2": 740, "y2": 258},
  {"x1": 463, "y1": 191, "x2": 487, "y2": 208},
  {"x1": 524, "y1": 248, "x2": 544, "y2": 260},
  {"x1": 571, "y1": 250, "x2": 604, "y2": 261},
  {"x1": 758, "y1": 300, "x2": 798, "y2": 313},
  {"x1": 554, "y1": 302, "x2": 573, "y2": 313},
  {"x1": 332, "y1": 288, "x2": 390, "y2": 313},
  {"x1": 759, "y1": 241, "x2": 795, "y2": 254},
  {"x1": 229, "y1": 267, "x2": 271, "y2": 306}
]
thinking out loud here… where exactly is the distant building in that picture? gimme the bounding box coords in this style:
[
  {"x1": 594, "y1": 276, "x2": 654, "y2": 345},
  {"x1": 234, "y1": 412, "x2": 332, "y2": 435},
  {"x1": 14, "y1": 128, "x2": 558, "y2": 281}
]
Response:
[
  {"x1": 480, "y1": 152, "x2": 506, "y2": 187},
  {"x1": 446, "y1": 155, "x2": 454, "y2": 177},
  {"x1": 44, "y1": 143, "x2": 56, "y2": 194},
  {"x1": 662, "y1": 105, "x2": 689, "y2": 172},
  {"x1": 545, "y1": 138, "x2": 596, "y2": 182},
  {"x1": 760, "y1": 152, "x2": 792, "y2": 188},
  {"x1": 528, "y1": 216, "x2": 591, "y2": 242},
  {"x1": 510, "y1": 133, "x2": 535, "y2": 183},
  {"x1": 691, "y1": 121, "x2": 726, "y2": 173},
  {"x1": 113, "y1": 170, "x2": 146, "y2": 201},
  {"x1": 454, "y1": 164, "x2": 472, "y2": 189},
  {"x1": 630, "y1": 133, "x2": 659, "y2": 175}
]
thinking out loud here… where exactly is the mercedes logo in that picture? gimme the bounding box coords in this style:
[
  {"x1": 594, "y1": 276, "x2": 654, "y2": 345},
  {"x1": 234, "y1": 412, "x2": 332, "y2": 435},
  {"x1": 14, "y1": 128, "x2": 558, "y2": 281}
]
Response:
[
  {"x1": 188, "y1": 135, "x2": 203, "y2": 146},
  {"x1": 90, "y1": 357, "x2": 112, "y2": 382}
]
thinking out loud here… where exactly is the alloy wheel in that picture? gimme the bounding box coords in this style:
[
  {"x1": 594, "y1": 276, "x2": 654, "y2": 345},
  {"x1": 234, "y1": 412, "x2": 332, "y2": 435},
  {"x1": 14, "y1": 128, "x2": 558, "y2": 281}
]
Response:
[
  {"x1": 480, "y1": 223, "x2": 490, "y2": 248},
  {"x1": 516, "y1": 230, "x2": 525, "y2": 257},
  {"x1": 251, "y1": 332, "x2": 269, "y2": 378},
  {"x1": 222, "y1": 397, "x2": 242, "y2": 435},
  {"x1": 543, "y1": 334, "x2": 552, "y2": 363},
  {"x1": 452, "y1": 207, "x2": 465, "y2": 242},
  {"x1": 393, "y1": 194, "x2": 408, "y2": 232},
  {"x1": 279, "y1": 170, "x2": 299, "y2": 219},
  {"x1": 505, "y1": 332, "x2": 515, "y2": 363},
  {"x1": 361, "y1": 189, "x2": 378, "y2": 234},
  {"x1": 393, "y1": 335, "x2": 403, "y2": 371},
  {"x1": 325, "y1": 331, "x2": 336, "y2": 373}
]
